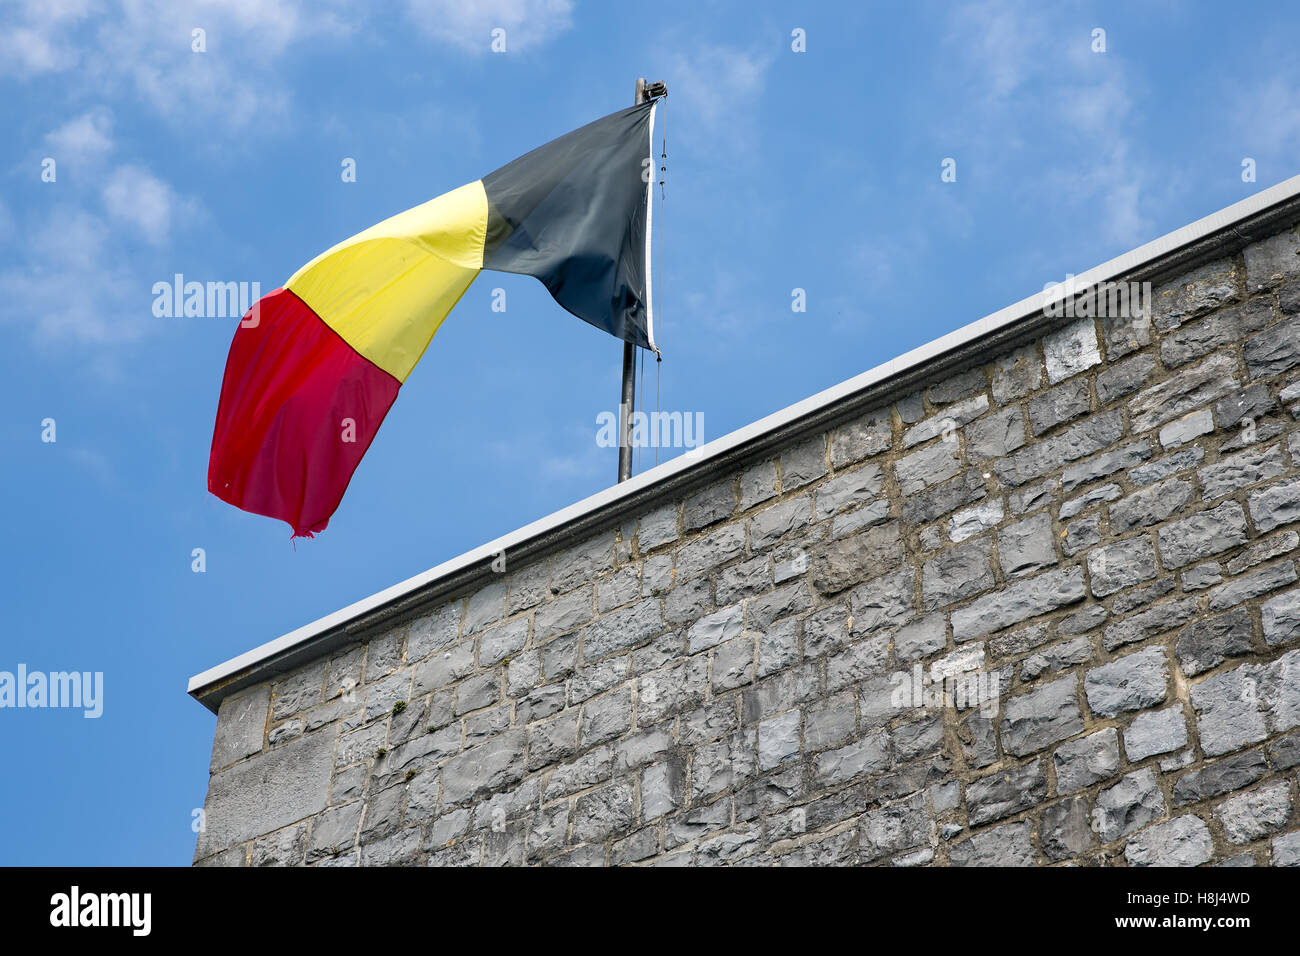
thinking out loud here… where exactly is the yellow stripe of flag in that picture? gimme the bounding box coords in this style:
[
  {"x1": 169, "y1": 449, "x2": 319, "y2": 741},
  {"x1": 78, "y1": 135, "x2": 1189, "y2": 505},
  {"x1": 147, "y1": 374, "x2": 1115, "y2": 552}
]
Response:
[{"x1": 285, "y1": 180, "x2": 490, "y2": 382}]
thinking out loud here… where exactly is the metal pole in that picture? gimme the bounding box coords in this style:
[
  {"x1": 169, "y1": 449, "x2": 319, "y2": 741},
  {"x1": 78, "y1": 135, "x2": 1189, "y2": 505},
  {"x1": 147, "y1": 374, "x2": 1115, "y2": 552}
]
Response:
[{"x1": 618, "y1": 78, "x2": 648, "y2": 483}]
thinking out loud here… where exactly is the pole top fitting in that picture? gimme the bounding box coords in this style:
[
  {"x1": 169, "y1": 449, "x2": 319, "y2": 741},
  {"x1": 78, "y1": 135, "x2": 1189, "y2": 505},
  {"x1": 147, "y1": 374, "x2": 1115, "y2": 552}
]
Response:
[{"x1": 635, "y1": 78, "x2": 667, "y2": 104}]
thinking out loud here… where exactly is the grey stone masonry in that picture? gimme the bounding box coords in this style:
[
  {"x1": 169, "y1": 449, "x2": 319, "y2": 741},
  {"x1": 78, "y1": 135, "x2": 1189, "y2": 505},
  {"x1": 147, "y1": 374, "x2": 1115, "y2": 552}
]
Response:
[{"x1": 195, "y1": 221, "x2": 1300, "y2": 867}]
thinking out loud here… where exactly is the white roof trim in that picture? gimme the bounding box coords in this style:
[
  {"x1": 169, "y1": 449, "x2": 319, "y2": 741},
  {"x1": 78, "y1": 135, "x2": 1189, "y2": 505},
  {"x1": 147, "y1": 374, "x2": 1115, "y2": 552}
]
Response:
[{"x1": 189, "y1": 173, "x2": 1300, "y2": 701}]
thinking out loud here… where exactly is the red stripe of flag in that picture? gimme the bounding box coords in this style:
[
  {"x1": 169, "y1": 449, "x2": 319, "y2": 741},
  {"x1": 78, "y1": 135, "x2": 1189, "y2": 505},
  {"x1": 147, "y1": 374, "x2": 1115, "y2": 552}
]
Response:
[{"x1": 207, "y1": 288, "x2": 401, "y2": 538}]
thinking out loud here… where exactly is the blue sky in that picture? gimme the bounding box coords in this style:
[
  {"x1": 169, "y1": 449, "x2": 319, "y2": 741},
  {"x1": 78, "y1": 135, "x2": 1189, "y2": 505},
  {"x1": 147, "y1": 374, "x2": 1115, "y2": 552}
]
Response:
[{"x1": 0, "y1": 0, "x2": 1296, "y2": 864}]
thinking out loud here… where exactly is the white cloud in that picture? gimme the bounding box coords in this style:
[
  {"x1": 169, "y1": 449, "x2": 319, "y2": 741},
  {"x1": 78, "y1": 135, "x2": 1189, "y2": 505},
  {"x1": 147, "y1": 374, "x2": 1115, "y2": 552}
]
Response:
[
  {"x1": 1060, "y1": 74, "x2": 1132, "y2": 138},
  {"x1": 2, "y1": 111, "x2": 198, "y2": 351},
  {"x1": 1, "y1": 0, "x2": 357, "y2": 129},
  {"x1": 0, "y1": 157, "x2": 197, "y2": 348},
  {"x1": 539, "y1": 445, "x2": 604, "y2": 481},
  {"x1": 669, "y1": 44, "x2": 771, "y2": 125},
  {"x1": 679, "y1": 269, "x2": 758, "y2": 340},
  {"x1": 0, "y1": 207, "x2": 145, "y2": 346},
  {"x1": 943, "y1": 0, "x2": 1154, "y2": 247},
  {"x1": 1053, "y1": 61, "x2": 1150, "y2": 245},
  {"x1": 401, "y1": 0, "x2": 574, "y2": 54},
  {"x1": 91, "y1": 0, "x2": 323, "y2": 128},
  {"x1": 3, "y1": 0, "x2": 570, "y2": 135},
  {"x1": 0, "y1": 0, "x2": 96, "y2": 78},
  {"x1": 67, "y1": 446, "x2": 117, "y2": 489},
  {"x1": 101, "y1": 164, "x2": 196, "y2": 244},
  {"x1": 485, "y1": 418, "x2": 605, "y2": 484},
  {"x1": 664, "y1": 43, "x2": 773, "y2": 156},
  {"x1": 191, "y1": 0, "x2": 314, "y2": 42},
  {"x1": 0, "y1": 199, "x2": 15, "y2": 242},
  {"x1": 946, "y1": 0, "x2": 1045, "y2": 103},
  {"x1": 44, "y1": 108, "x2": 115, "y2": 165},
  {"x1": 1235, "y1": 73, "x2": 1300, "y2": 167}
]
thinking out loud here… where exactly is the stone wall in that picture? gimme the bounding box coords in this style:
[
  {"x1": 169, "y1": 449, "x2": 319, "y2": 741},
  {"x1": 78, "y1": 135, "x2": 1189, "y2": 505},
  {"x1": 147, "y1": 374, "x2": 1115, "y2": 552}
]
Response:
[{"x1": 195, "y1": 223, "x2": 1300, "y2": 867}]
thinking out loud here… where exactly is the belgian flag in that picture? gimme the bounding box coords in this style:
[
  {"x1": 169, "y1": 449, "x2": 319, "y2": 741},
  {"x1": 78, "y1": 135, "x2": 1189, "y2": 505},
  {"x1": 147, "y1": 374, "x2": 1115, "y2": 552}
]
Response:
[{"x1": 209, "y1": 100, "x2": 659, "y2": 537}]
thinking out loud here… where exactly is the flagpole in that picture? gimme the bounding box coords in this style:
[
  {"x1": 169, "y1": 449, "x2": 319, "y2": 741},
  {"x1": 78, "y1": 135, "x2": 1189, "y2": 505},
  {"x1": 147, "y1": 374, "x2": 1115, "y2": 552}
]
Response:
[{"x1": 618, "y1": 77, "x2": 648, "y2": 484}]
